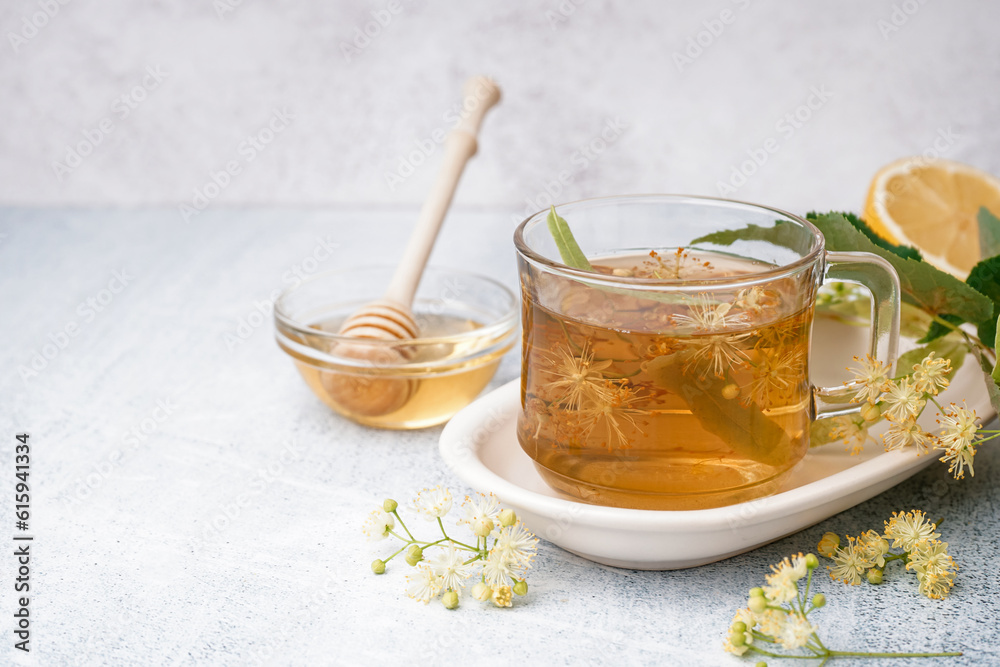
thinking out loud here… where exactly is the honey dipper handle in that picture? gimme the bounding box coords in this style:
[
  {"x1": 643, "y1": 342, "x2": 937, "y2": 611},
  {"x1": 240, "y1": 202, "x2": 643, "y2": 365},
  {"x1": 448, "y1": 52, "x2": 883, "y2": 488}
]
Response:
[{"x1": 384, "y1": 76, "x2": 502, "y2": 307}]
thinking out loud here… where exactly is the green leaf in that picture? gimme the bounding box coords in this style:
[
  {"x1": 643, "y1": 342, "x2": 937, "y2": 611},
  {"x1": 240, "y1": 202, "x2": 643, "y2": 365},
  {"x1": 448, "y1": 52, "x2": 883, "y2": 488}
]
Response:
[
  {"x1": 917, "y1": 314, "x2": 962, "y2": 345},
  {"x1": 978, "y1": 207, "x2": 1000, "y2": 259},
  {"x1": 809, "y1": 213, "x2": 993, "y2": 325},
  {"x1": 993, "y1": 314, "x2": 1000, "y2": 385},
  {"x1": 968, "y1": 343, "x2": 1000, "y2": 415},
  {"x1": 690, "y1": 221, "x2": 803, "y2": 252},
  {"x1": 806, "y1": 211, "x2": 922, "y2": 261},
  {"x1": 645, "y1": 353, "x2": 791, "y2": 467},
  {"x1": 546, "y1": 206, "x2": 593, "y2": 271},
  {"x1": 966, "y1": 255, "x2": 1000, "y2": 347}
]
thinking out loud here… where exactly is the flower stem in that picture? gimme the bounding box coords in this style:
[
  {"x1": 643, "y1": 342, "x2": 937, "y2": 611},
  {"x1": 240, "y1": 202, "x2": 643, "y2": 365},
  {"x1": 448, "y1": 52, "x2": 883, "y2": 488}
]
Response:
[
  {"x1": 392, "y1": 510, "x2": 416, "y2": 541},
  {"x1": 382, "y1": 543, "x2": 409, "y2": 563},
  {"x1": 829, "y1": 650, "x2": 962, "y2": 658}
]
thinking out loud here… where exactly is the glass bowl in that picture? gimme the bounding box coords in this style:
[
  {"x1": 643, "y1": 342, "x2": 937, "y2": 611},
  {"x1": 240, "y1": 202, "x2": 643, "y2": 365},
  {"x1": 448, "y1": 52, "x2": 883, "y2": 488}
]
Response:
[{"x1": 274, "y1": 266, "x2": 518, "y2": 429}]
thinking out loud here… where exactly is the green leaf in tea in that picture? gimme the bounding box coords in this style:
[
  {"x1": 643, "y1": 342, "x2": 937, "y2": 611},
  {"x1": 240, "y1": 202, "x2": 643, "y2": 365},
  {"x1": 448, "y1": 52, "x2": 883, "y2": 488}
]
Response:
[
  {"x1": 546, "y1": 206, "x2": 593, "y2": 271},
  {"x1": 645, "y1": 353, "x2": 792, "y2": 467}
]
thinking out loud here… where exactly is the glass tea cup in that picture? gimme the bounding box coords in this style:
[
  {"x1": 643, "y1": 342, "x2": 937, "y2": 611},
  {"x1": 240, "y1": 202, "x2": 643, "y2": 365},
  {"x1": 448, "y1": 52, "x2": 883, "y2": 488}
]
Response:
[{"x1": 514, "y1": 195, "x2": 900, "y2": 510}]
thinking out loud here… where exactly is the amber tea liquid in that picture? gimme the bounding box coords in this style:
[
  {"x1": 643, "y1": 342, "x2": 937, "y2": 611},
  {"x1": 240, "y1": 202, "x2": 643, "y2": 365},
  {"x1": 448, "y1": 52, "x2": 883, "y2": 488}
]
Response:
[{"x1": 517, "y1": 250, "x2": 814, "y2": 510}]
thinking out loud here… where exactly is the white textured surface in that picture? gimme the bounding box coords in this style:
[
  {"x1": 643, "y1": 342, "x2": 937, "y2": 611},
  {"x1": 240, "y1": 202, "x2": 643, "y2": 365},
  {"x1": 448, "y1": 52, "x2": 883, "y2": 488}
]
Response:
[
  {"x1": 1, "y1": 1, "x2": 1000, "y2": 214},
  {"x1": 1, "y1": 208, "x2": 999, "y2": 666}
]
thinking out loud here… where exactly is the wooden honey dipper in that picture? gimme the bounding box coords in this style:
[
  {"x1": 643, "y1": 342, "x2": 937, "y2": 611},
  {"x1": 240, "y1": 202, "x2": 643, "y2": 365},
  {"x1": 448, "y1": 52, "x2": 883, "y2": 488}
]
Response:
[{"x1": 323, "y1": 76, "x2": 502, "y2": 418}]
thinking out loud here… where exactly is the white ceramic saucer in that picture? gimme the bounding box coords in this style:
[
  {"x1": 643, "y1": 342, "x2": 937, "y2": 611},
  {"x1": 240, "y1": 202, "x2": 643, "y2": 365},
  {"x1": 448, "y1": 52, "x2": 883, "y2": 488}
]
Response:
[{"x1": 439, "y1": 319, "x2": 993, "y2": 570}]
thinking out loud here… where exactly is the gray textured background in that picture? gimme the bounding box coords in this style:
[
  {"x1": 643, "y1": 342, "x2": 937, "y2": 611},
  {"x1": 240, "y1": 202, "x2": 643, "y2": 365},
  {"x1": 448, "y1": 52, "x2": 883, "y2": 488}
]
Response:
[{"x1": 2, "y1": 0, "x2": 1000, "y2": 665}]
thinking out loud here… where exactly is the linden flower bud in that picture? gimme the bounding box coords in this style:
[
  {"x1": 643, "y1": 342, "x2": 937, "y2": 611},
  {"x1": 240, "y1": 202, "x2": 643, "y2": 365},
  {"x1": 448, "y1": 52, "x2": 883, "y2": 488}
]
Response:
[
  {"x1": 817, "y1": 532, "x2": 840, "y2": 558},
  {"x1": 729, "y1": 631, "x2": 746, "y2": 647},
  {"x1": 805, "y1": 553, "x2": 819, "y2": 570},
  {"x1": 860, "y1": 402, "x2": 882, "y2": 422},
  {"x1": 441, "y1": 590, "x2": 459, "y2": 609},
  {"x1": 722, "y1": 384, "x2": 740, "y2": 400},
  {"x1": 731, "y1": 621, "x2": 747, "y2": 634},
  {"x1": 473, "y1": 518, "x2": 494, "y2": 537},
  {"x1": 498, "y1": 509, "x2": 517, "y2": 527},
  {"x1": 812, "y1": 593, "x2": 826, "y2": 608},
  {"x1": 755, "y1": 662, "x2": 768, "y2": 667},
  {"x1": 472, "y1": 582, "x2": 492, "y2": 601},
  {"x1": 748, "y1": 594, "x2": 768, "y2": 613},
  {"x1": 749, "y1": 587, "x2": 765, "y2": 598},
  {"x1": 867, "y1": 568, "x2": 884, "y2": 585},
  {"x1": 371, "y1": 559, "x2": 386, "y2": 575},
  {"x1": 383, "y1": 499, "x2": 398, "y2": 513},
  {"x1": 513, "y1": 579, "x2": 529, "y2": 596},
  {"x1": 405, "y1": 547, "x2": 423, "y2": 566}
]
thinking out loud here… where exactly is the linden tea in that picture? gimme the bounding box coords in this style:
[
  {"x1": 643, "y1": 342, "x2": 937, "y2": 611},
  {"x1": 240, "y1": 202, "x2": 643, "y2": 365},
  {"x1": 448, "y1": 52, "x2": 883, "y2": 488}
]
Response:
[{"x1": 517, "y1": 250, "x2": 816, "y2": 510}]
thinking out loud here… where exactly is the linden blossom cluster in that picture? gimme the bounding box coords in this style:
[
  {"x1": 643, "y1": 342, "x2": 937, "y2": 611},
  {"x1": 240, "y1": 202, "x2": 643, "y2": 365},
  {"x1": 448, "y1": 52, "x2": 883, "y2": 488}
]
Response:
[
  {"x1": 722, "y1": 553, "x2": 961, "y2": 663},
  {"x1": 818, "y1": 509, "x2": 957, "y2": 600},
  {"x1": 364, "y1": 486, "x2": 538, "y2": 609},
  {"x1": 831, "y1": 351, "x2": 999, "y2": 478}
]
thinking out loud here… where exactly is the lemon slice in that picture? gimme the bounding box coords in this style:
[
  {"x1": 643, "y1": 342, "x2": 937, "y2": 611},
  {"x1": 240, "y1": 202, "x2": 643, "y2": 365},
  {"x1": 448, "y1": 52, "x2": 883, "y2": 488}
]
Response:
[{"x1": 863, "y1": 157, "x2": 1000, "y2": 278}]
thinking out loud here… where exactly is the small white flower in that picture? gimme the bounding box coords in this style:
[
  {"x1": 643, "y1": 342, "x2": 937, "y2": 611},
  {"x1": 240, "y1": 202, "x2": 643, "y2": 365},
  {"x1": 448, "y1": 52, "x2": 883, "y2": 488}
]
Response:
[
  {"x1": 411, "y1": 485, "x2": 453, "y2": 520},
  {"x1": 911, "y1": 351, "x2": 951, "y2": 396},
  {"x1": 460, "y1": 493, "x2": 501, "y2": 536},
  {"x1": 884, "y1": 510, "x2": 940, "y2": 552},
  {"x1": 405, "y1": 565, "x2": 442, "y2": 604},
  {"x1": 882, "y1": 378, "x2": 925, "y2": 422},
  {"x1": 846, "y1": 355, "x2": 890, "y2": 404},
  {"x1": 936, "y1": 404, "x2": 979, "y2": 479},
  {"x1": 762, "y1": 554, "x2": 806, "y2": 604},
  {"x1": 493, "y1": 522, "x2": 539, "y2": 570},
  {"x1": 882, "y1": 418, "x2": 936, "y2": 454},
  {"x1": 482, "y1": 548, "x2": 514, "y2": 589},
  {"x1": 427, "y1": 545, "x2": 474, "y2": 592},
  {"x1": 362, "y1": 509, "x2": 394, "y2": 542},
  {"x1": 777, "y1": 612, "x2": 817, "y2": 650}
]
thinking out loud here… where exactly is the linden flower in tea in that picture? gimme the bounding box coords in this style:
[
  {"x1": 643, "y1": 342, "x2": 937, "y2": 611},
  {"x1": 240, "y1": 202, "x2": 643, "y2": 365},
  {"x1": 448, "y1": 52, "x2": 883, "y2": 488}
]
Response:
[{"x1": 518, "y1": 247, "x2": 813, "y2": 509}]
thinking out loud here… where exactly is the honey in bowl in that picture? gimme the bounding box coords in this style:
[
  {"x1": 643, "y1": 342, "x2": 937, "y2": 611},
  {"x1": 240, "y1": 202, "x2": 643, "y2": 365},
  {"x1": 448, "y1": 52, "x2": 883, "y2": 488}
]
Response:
[
  {"x1": 295, "y1": 313, "x2": 506, "y2": 429},
  {"x1": 275, "y1": 267, "x2": 518, "y2": 430},
  {"x1": 517, "y1": 249, "x2": 816, "y2": 510}
]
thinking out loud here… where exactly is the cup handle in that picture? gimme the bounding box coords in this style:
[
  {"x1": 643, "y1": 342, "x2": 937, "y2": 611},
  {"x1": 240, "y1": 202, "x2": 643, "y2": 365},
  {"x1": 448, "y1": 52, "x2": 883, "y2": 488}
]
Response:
[{"x1": 812, "y1": 251, "x2": 901, "y2": 420}]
